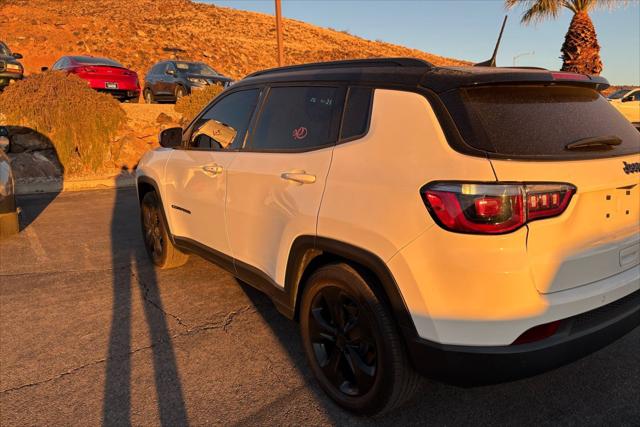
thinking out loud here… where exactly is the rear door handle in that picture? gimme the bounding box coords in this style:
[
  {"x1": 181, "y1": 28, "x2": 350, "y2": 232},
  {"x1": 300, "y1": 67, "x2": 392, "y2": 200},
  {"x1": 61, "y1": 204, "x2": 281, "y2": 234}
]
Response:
[
  {"x1": 281, "y1": 170, "x2": 316, "y2": 184},
  {"x1": 202, "y1": 163, "x2": 223, "y2": 177}
]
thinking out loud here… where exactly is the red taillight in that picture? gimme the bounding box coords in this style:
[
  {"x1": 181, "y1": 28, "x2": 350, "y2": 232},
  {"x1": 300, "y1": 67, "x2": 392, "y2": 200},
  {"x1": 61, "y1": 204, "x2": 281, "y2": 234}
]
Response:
[
  {"x1": 421, "y1": 182, "x2": 575, "y2": 234},
  {"x1": 512, "y1": 320, "x2": 561, "y2": 345},
  {"x1": 79, "y1": 66, "x2": 96, "y2": 73}
]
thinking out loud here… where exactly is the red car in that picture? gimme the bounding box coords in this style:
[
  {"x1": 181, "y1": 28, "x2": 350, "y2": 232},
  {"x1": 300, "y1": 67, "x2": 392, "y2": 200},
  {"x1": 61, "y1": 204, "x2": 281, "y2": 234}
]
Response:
[{"x1": 47, "y1": 55, "x2": 140, "y2": 102}]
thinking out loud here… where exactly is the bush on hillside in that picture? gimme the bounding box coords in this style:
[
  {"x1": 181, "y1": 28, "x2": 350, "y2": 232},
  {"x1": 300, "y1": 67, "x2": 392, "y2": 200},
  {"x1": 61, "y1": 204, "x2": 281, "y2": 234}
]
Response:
[
  {"x1": 174, "y1": 84, "x2": 224, "y2": 123},
  {"x1": 0, "y1": 72, "x2": 126, "y2": 174}
]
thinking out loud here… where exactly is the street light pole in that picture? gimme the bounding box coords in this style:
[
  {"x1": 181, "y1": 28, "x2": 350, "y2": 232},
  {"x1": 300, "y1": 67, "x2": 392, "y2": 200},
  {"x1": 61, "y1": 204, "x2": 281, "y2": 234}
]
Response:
[
  {"x1": 513, "y1": 51, "x2": 535, "y2": 66},
  {"x1": 275, "y1": 0, "x2": 284, "y2": 66}
]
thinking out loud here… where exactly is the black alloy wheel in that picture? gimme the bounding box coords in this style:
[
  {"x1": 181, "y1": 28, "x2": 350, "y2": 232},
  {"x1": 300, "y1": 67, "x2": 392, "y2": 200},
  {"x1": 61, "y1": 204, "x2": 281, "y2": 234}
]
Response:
[
  {"x1": 308, "y1": 285, "x2": 378, "y2": 397},
  {"x1": 300, "y1": 263, "x2": 419, "y2": 415},
  {"x1": 141, "y1": 193, "x2": 164, "y2": 264},
  {"x1": 144, "y1": 89, "x2": 154, "y2": 104}
]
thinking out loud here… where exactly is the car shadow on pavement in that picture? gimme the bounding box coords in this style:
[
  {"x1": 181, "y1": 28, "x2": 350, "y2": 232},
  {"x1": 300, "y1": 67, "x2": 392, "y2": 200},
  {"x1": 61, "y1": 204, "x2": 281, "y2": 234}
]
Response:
[{"x1": 103, "y1": 171, "x2": 188, "y2": 426}]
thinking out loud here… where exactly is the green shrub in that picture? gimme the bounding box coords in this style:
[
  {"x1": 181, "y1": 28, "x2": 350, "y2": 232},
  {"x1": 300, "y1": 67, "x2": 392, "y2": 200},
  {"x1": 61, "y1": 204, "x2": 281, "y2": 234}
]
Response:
[
  {"x1": 174, "y1": 83, "x2": 224, "y2": 122},
  {"x1": 0, "y1": 72, "x2": 126, "y2": 174}
]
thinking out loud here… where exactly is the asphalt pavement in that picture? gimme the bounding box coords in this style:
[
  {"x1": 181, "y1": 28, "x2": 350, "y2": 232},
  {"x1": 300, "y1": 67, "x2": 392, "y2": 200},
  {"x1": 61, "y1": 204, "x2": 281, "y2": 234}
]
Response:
[{"x1": 1, "y1": 188, "x2": 638, "y2": 426}]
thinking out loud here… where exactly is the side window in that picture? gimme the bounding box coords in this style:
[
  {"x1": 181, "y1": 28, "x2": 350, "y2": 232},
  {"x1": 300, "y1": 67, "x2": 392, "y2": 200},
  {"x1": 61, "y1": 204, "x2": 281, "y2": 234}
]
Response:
[
  {"x1": 149, "y1": 63, "x2": 162, "y2": 75},
  {"x1": 52, "y1": 58, "x2": 65, "y2": 70},
  {"x1": 165, "y1": 63, "x2": 176, "y2": 75},
  {"x1": 630, "y1": 91, "x2": 640, "y2": 101},
  {"x1": 250, "y1": 86, "x2": 344, "y2": 151},
  {"x1": 189, "y1": 89, "x2": 261, "y2": 151},
  {"x1": 340, "y1": 87, "x2": 373, "y2": 141}
]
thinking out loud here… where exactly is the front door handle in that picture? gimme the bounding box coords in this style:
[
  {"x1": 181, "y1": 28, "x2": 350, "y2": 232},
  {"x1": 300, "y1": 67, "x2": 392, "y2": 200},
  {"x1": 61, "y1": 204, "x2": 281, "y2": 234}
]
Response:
[
  {"x1": 281, "y1": 170, "x2": 316, "y2": 184},
  {"x1": 202, "y1": 164, "x2": 223, "y2": 177}
]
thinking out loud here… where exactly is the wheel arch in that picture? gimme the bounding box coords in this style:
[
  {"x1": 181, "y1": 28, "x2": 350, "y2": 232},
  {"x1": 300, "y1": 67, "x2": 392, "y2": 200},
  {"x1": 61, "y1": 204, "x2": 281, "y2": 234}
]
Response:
[
  {"x1": 136, "y1": 176, "x2": 176, "y2": 244},
  {"x1": 286, "y1": 236, "x2": 418, "y2": 341}
]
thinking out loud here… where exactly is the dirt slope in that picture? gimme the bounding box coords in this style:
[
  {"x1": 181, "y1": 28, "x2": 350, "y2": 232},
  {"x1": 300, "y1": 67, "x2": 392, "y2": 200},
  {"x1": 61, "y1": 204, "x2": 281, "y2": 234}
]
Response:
[{"x1": 0, "y1": 0, "x2": 469, "y2": 80}]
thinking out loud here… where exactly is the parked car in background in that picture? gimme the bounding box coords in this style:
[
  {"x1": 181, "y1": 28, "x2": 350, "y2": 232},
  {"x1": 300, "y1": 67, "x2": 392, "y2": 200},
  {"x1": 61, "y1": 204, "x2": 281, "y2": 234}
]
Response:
[
  {"x1": 136, "y1": 58, "x2": 640, "y2": 415},
  {"x1": 0, "y1": 41, "x2": 24, "y2": 91},
  {"x1": 0, "y1": 128, "x2": 19, "y2": 238},
  {"x1": 45, "y1": 55, "x2": 140, "y2": 102},
  {"x1": 143, "y1": 60, "x2": 232, "y2": 103},
  {"x1": 608, "y1": 87, "x2": 640, "y2": 127}
]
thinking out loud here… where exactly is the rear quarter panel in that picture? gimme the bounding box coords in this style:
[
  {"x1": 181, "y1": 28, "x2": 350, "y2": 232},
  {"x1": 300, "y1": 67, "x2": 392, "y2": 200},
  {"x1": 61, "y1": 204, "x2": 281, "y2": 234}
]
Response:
[{"x1": 318, "y1": 88, "x2": 497, "y2": 262}]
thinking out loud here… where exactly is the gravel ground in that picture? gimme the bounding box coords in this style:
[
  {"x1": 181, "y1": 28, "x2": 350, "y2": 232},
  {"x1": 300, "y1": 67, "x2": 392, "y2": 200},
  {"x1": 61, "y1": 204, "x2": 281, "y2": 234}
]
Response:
[{"x1": 1, "y1": 189, "x2": 638, "y2": 426}]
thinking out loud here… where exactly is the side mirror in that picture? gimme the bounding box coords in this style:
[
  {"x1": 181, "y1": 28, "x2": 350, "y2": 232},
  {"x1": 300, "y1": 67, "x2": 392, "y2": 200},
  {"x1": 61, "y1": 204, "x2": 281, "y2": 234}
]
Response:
[
  {"x1": 159, "y1": 127, "x2": 183, "y2": 148},
  {"x1": 41, "y1": 66, "x2": 49, "y2": 72},
  {"x1": 13, "y1": 53, "x2": 23, "y2": 59},
  {"x1": 192, "y1": 119, "x2": 237, "y2": 149}
]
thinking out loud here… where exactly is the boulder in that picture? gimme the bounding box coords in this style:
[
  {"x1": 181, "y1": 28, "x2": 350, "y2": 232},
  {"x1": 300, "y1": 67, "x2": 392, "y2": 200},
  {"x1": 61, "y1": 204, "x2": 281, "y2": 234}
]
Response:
[
  {"x1": 8, "y1": 150, "x2": 63, "y2": 179},
  {"x1": 10, "y1": 132, "x2": 54, "y2": 153},
  {"x1": 156, "y1": 112, "x2": 174, "y2": 124}
]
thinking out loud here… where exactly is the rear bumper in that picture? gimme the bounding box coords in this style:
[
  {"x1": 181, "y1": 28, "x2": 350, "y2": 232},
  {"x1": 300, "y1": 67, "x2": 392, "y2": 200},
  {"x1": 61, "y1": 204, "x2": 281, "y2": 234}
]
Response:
[
  {"x1": 405, "y1": 289, "x2": 640, "y2": 385},
  {"x1": 0, "y1": 73, "x2": 23, "y2": 87},
  {"x1": 96, "y1": 89, "x2": 140, "y2": 100}
]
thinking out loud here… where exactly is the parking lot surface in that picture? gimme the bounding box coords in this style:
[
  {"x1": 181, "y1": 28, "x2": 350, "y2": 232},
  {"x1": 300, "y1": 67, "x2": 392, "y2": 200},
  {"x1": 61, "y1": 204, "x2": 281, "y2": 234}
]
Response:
[{"x1": 1, "y1": 189, "x2": 639, "y2": 426}]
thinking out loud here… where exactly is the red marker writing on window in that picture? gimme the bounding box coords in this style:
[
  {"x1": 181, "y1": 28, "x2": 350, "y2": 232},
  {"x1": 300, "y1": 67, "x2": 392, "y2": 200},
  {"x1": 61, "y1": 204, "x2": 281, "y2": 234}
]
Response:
[{"x1": 292, "y1": 126, "x2": 308, "y2": 140}]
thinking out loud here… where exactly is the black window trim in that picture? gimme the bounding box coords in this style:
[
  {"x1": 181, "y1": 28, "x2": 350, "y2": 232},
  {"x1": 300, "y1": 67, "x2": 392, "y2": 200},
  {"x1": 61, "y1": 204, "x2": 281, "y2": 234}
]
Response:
[
  {"x1": 181, "y1": 85, "x2": 265, "y2": 152},
  {"x1": 242, "y1": 81, "x2": 348, "y2": 154},
  {"x1": 337, "y1": 85, "x2": 375, "y2": 145}
]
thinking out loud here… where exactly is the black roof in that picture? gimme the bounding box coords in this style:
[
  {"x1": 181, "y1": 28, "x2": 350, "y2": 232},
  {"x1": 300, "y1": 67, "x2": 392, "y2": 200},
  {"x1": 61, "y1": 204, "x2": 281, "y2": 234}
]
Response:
[{"x1": 239, "y1": 57, "x2": 610, "y2": 93}]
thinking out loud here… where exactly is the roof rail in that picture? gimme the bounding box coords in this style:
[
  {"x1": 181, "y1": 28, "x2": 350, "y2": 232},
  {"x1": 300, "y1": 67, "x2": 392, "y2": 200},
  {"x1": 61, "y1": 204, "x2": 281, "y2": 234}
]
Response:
[{"x1": 246, "y1": 57, "x2": 433, "y2": 78}]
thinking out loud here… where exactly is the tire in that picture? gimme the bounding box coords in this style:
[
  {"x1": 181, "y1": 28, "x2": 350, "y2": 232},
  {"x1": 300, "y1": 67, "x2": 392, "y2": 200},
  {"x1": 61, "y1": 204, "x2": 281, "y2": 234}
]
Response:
[
  {"x1": 175, "y1": 86, "x2": 186, "y2": 101},
  {"x1": 140, "y1": 191, "x2": 188, "y2": 269},
  {"x1": 144, "y1": 88, "x2": 155, "y2": 104},
  {"x1": 300, "y1": 263, "x2": 420, "y2": 416}
]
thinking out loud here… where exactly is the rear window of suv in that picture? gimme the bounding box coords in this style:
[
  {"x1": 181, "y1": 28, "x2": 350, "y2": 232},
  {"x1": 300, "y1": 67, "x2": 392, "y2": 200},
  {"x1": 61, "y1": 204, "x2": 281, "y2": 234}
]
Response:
[{"x1": 441, "y1": 85, "x2": 640, "y2": 159}]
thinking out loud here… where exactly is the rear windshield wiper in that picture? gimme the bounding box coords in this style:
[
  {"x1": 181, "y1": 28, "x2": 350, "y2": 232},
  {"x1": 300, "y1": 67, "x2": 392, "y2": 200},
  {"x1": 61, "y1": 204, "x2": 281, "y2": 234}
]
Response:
[{"x1": 565, "y1": 136, "x2": 622, "y2": 151}]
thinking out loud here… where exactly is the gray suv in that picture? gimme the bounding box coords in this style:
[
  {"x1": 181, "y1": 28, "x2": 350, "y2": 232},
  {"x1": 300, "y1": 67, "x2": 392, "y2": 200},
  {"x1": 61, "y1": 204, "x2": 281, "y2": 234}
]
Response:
[{"x1": 143, "y1": 60, "x2": 232, "y2": 103}]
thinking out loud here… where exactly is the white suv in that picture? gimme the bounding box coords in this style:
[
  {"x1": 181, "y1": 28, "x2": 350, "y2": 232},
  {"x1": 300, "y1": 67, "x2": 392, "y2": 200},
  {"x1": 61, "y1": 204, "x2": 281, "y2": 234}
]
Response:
[{"x1": 136, "y1": 58, "x2": 640, "y2": 415}]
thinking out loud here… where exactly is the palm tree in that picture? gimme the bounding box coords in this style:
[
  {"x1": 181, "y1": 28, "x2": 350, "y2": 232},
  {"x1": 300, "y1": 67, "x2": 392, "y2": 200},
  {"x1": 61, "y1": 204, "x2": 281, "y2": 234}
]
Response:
[{"x1": 505, "y1": 0, "x2": 628, "y2": 75}]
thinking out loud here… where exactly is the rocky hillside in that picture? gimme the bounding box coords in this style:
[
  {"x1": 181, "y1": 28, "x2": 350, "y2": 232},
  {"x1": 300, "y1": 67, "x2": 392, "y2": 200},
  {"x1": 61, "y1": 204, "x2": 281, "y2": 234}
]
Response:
[{"x1": 1, "y1": 0, "x2": 468, "y2": 80}]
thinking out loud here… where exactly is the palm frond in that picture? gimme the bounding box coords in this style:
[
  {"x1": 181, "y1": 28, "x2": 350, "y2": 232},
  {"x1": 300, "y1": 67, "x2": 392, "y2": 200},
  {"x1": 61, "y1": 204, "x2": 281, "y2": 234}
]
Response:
[
  {"x1": 507, "y1": 0, "x2": 631, "y2": 21},
  {"x1": 505, "y1": 0, "x2": 564, "y2": 24},
  {"x1": 582, "y1": 0, "x2": 630, "y2": 13}
]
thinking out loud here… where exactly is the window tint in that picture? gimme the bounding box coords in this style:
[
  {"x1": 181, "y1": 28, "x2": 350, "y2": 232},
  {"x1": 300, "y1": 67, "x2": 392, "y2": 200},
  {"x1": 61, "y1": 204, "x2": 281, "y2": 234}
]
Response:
[
  {"x1": 442, "y1": 85, "x2": 640, "y2": 159},
  {"x1": 70, "y1": 56, "x2": 123, "y2": 67},
  {"x1": 190, "y1": 89, "x2": 260, "y2": 151},
  {"x1": 340, "y1": 87, "x2": 373, "y2": 140},
  {"x1": 251, "y1": 86, "x2": 344, "y2": 151},
  {"x1": 150, "y1": 63, "x2": 163, "y2": 75}
]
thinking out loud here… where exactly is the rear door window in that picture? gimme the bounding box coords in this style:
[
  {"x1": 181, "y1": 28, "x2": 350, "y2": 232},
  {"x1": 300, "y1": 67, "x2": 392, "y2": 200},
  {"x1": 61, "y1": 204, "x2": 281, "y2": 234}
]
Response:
[
  {"x1": 249, "y1": 86, "x2": 345, "y2": 151},
  {"x1": 442, "y1": 85, "x2": 640, "y2": 159}
]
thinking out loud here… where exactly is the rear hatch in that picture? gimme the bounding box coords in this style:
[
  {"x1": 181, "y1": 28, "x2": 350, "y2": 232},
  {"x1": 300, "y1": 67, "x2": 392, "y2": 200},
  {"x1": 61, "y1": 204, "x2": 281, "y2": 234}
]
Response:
[
  {"x1": 76, "y1": 65, "x2": 137, "y2": 86},
  {"x1": 440, "y1": 80, "x2": 640, "y2": 294}
]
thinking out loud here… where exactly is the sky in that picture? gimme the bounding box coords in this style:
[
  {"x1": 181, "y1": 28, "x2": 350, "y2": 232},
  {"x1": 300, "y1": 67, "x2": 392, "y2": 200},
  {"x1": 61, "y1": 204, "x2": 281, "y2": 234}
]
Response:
[{"x1": 203, "y1": 0, "x2": 640, "y2": 85}]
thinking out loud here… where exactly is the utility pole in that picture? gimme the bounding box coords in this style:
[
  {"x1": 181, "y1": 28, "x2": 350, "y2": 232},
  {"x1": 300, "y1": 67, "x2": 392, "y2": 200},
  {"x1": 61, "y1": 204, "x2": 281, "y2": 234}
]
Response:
[{"x1": 275, "y1": 0, "x2": 284, "y2": 66}]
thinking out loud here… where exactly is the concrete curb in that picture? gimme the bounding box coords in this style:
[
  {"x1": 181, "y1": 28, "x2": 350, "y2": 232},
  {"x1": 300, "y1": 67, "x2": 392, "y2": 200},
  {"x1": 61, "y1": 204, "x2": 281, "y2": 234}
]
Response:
[{"x1": 15, "y1": 174, "x2": 136, "y2": 195}]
